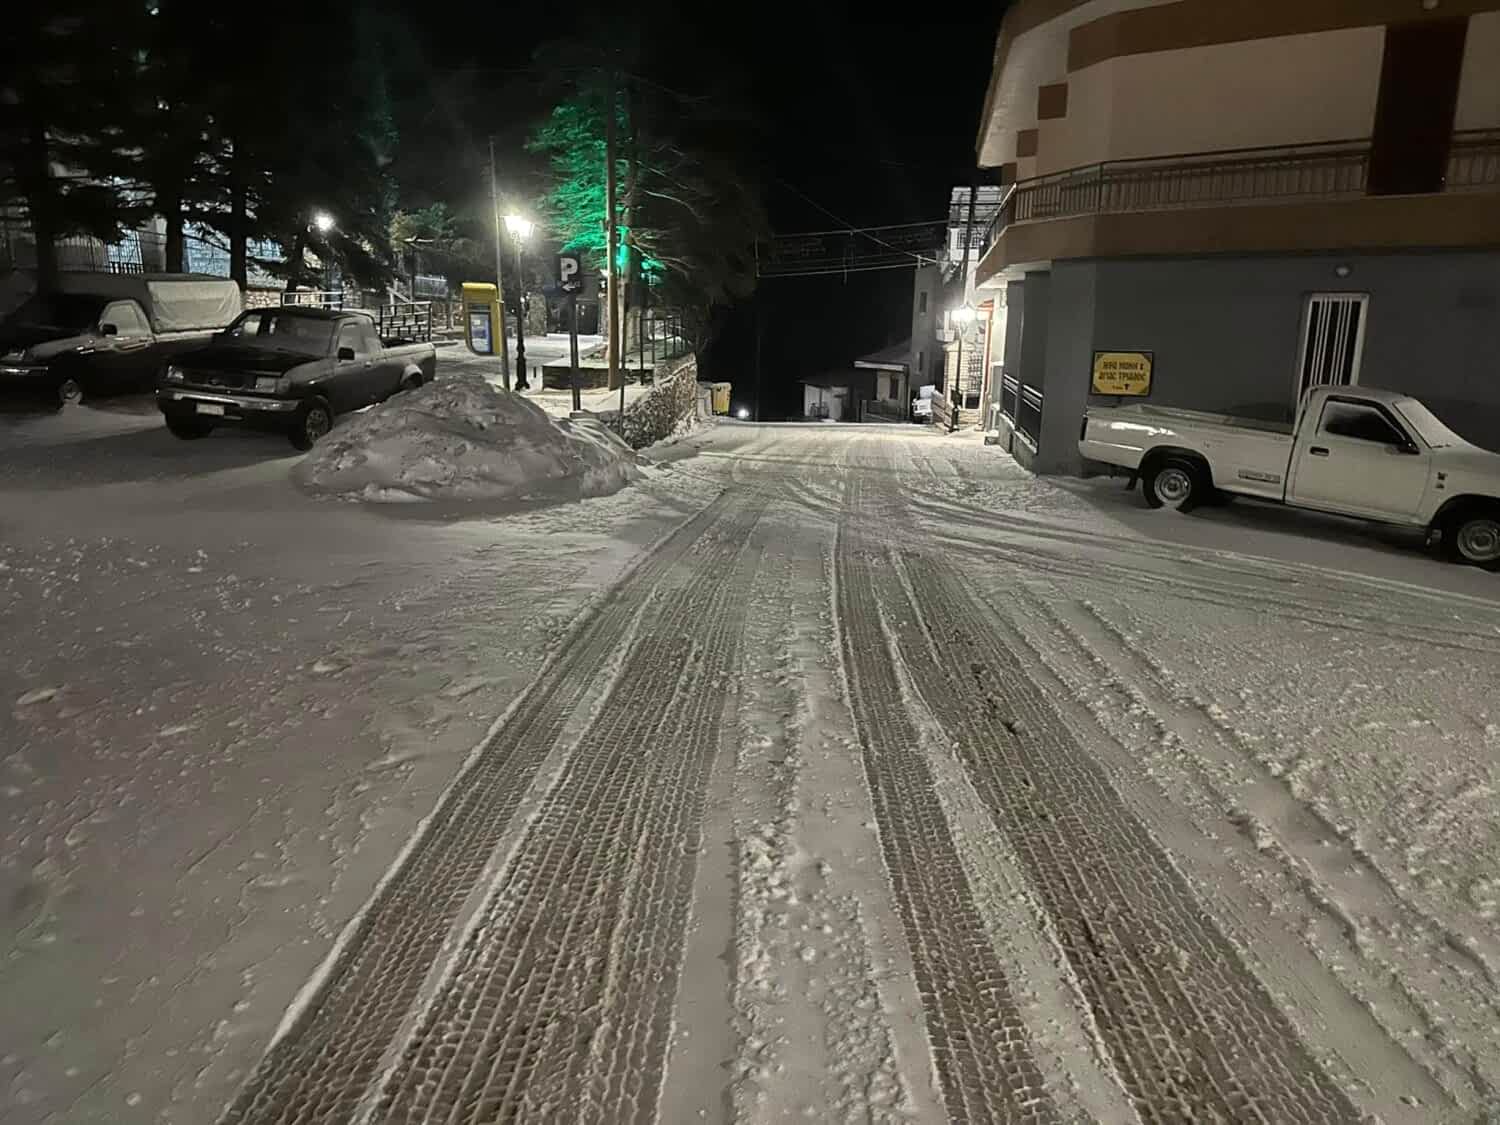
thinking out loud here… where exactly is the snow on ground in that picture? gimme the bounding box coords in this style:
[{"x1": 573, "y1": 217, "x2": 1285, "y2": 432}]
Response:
[
  {"x1": 296, "y1": 373, "x2": 637, "y2": 504},
  {"x1": 901, "y1": 428, "x2": 1500, "y2": 1108},
  {"x1": 3, "y1": 409, "x2": 1499, "y2": 1123},
  {"x1": 0, "y1": 399, "x2": 718, "y2": 1123}
]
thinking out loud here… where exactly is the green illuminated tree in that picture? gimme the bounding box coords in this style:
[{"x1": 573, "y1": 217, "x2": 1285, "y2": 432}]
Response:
[{"x1": 526, "y1": 64, "x2": 764, "y2": 351}]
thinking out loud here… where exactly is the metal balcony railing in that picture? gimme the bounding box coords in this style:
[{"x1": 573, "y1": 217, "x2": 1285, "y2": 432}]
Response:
[{"x1": 980, "y1": 130, "x2": 1500, "y2": 258}]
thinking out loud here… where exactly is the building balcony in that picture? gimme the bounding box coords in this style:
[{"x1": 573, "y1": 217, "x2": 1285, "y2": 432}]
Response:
[{"x1": 976, "y1": 129, "x2": 1500, "y2": 283}]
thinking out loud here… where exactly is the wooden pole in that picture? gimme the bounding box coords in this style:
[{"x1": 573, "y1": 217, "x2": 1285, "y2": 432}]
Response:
[{"x1": 605, "y1": 71, "x2": 620, "y2": 394}]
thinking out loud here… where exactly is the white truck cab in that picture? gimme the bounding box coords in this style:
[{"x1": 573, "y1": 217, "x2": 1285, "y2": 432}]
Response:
[{"x1": 1079, "y1": 386, "x2": 1500, "y2": 569}]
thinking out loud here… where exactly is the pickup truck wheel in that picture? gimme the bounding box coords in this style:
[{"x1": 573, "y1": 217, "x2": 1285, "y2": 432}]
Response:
[
  {"x1": 1443, "y1": 509, "x2": 1500, "y2": 570},
  {"x1": 1143, "y1": 457, "x2": 1205, "y2": 511},
  {"x1": 399, "y1": 373, "x2": 422, "y2": 393},
  {"x1": 165, "y1": 413, "x2": 215, "y2": 440},
  {"x1": 289, "y1": 402, "x2": 333, "y2": 451},
  {"x1": 57, "y1": 379, "x2": 83, "y2": 407}
]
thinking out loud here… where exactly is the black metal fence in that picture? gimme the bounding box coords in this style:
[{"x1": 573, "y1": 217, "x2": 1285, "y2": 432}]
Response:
[
  {"x1": 999, "y1": 372, "x2": 1020, "y2": 423},
  {"x1": 1016, "y1": 384, "x2": 1044, "y2": 448}
]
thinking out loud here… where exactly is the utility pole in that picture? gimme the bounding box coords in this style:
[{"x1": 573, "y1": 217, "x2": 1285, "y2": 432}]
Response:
[
  {"x1": 488, "y1": 135, "x2": 511, "y2": 390},
  {"x1": 568, "y1": 294, "x2": 582, "y2": 412},
  {"x1": 605, "y1": 70, "x2": 620, "y2": 397},
  {"x1": 513, "y1": 235, "x2": 528, "y2": 389},
  {"x1": 754, "y1": 299, "x2": 763, "y2": 421}
]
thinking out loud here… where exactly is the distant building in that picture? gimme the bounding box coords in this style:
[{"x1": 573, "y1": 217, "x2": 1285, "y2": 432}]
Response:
[
  {"x1": 926, "y1": 186, "x2": 1009, "y2": 429},
  {"x1": 802, "y1": 342, "x2": 914, "y2": 422},
  {"x1": 970, "y1": 0, "x2": 1500, "y2": 472}
]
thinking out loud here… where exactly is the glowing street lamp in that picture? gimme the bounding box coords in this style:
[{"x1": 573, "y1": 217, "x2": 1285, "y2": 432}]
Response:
[
  {"x1": 948, "y1": 304, "x2": 978, "y2": 432},
  {"x1": 312, "y1": 211, "x2": 335, "y2": 234},
  {"x1": 504, "y1": 214, "x2": 534, "y2": 389}
]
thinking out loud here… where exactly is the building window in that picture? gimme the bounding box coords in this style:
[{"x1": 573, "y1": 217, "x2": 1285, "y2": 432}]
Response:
[
  {"x1": 917, "y1": 350, "x2": 924, "y2": 373},
  {"x1": 1297, "y1": 293, "x2": 1368, "y2": 399},
  {"x1": 918, "y1": 291, "x2": 928, "y2": 314}
]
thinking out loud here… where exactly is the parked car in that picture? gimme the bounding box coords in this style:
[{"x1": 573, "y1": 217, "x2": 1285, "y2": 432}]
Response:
[
  {"x1": 156, "y1": 306, "x2": 437, "y2": 449},
  {"x1": 1080, "y1": 385, "x2": 1500, "y2": 569},
  {"x1": 0, "y1": 273, "x2": 242, "y2": 406}
]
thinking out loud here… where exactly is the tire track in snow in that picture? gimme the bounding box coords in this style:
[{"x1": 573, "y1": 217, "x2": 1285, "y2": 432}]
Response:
[
  {"x1": 990, "y1": 577, "x2": 1462, "y2": 1117},
  {"x1": 887, "y1": 548, "x2": 1359, "y2": 1123},
  {"x1": 904, "y1": 492, "x2": 1500, "y2": 657},
  {"x1": 368, "y1": 494, "x2": 763, "y2": 1123},
  {"x1": 218, "y1": 489, "x2": 764, "y2": 1125},
  {"x1": 1046, "y1": 588, "x2": 1493, "y2": 1107},
  {"x1": 723, "y1": 504, "x2": 917, "y2": 1124},
  {"x1": 835, "y1": 473, "x2": 1057, "y2": 1123}
]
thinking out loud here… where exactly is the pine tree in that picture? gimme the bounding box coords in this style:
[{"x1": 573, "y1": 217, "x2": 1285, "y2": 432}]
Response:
[{"x1": 0, "y1": 3, "x2": 150, "y2": 290}]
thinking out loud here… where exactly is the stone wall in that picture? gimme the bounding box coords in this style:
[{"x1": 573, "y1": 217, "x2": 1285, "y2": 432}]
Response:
[
  {"x1": 244, "y1": 287, "x2": 283, "y2": 309},
  {"x1": 614, "y1": 353, "x2": 700, "y2": 449}
]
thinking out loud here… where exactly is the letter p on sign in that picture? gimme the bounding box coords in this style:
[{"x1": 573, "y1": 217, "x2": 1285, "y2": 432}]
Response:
[{"x1": 558, "y1": 254, "x2": 581, "y2": 292}]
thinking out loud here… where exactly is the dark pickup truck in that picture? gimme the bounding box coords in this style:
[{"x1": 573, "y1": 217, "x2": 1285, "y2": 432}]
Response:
[
  {"x1": 156, "y1": 306, "x2": 437, "y2": 449},
  {"x1": 0, "y1": 273, "x2": 242, "y2": 406}
]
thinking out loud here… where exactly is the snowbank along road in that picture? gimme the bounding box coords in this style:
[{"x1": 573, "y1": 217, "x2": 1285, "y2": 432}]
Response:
[{"x1": 4, "y1": 409, "x2": 1499, "y2": 1123}]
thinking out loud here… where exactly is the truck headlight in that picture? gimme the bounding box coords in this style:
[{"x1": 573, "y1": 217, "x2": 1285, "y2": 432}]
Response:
[
  {"x1": 254, "y1": 376, "x2": 288, "y2": 394},
  {"x1": 164, "y1": 365, "x2": 185, "y2": 383}
]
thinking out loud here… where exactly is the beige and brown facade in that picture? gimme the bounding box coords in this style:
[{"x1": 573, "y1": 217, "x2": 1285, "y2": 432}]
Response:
[{"x1": 971, "y1": 0, "x2": 1500, "y2": 472}]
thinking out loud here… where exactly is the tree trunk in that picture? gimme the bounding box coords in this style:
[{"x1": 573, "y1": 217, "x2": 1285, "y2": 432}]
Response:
[
  {"x1": 605, "y1": 71, "x2": 620, "y2": 389},
  {"x1": 25, "y1": 113, "x2": 59, "y2": 292},
  {"x1": 622, "y1": 80, "x2": 640, "y2": 353},
  {"x1": 228, "y1": 138, "x2": 248, "y2": 290},
  {"x1": 163, "y1": 188, "x2": 185, "y2": 273},
  {"x1": 285, "y1": 229, "x2": 308, "y2": 294}
]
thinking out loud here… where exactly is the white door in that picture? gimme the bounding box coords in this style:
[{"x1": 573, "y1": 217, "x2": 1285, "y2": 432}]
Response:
[{"x1": 1289, "y1": 396, "x2": 1430, "y2": 521}]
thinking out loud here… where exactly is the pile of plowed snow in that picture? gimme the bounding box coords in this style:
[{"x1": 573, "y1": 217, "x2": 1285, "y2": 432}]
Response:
[{"x1": 297, "y1": 374, "x2": 637, "y2": 504}]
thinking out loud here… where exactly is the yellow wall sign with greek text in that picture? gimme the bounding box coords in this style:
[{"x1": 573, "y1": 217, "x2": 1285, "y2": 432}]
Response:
[{"x1": 1091, "y1": 351, "x2": 1153, "y2": 396}]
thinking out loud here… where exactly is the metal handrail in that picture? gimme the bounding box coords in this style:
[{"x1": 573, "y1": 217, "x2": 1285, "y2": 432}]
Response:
[{"x1": 981, "y1": 130, "x2": 1500, "y2": 256}]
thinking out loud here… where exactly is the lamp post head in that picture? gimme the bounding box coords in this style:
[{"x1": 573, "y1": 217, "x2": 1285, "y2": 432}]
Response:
[
  {"x1": 504, "y1": 214, "x2": 535, "y2": 240},
  {"x1": 951, "y1": 304, "x2": 976, "y2": 326},
  {"x1": 312, "y1": 212, "x2": 335, "y2": 234}
]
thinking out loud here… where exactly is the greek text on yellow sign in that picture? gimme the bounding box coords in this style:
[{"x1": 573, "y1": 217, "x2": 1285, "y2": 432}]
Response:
[{"x1": 1091, "y1": 351, "x2": 1153, "y2": 396}]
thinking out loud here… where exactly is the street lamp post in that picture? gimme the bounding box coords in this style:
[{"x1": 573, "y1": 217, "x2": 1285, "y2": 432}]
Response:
[
  {"x1": 504, "y1": 214, "x2": 534, "y2": 390},
  {"x1": 950, "y1": 304, "x2": 976, "y2": 433},
  {"x1": 309, "y1": 212, "x2": 336, "y2": 298}
]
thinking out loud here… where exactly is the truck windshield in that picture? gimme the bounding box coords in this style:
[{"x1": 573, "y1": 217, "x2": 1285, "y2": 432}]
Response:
[
  {"x1": 9, "y1": 294, "x2": 107, "y2": 334},
  {"x1": 1393, "y1": 399, "x2": 1459, "y2": 448},
  {"x1": 222, "y1": 311, "x2": 335, "y2": 355}
]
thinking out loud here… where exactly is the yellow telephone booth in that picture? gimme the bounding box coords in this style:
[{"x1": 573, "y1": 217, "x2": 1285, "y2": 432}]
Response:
[{"x1": 461, "y1": 283, "x2": 502, "y2": 356}]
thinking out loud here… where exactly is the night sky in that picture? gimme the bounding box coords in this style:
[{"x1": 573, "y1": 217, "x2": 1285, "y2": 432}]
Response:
[{"x1": 396, "y1": 3, "x2": 1001, "y2": 416}]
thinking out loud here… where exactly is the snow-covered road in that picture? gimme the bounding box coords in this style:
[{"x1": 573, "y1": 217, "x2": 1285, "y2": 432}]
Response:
[{"x1": 3, "y1": 412, "x2": 1498, "y2": 1123}]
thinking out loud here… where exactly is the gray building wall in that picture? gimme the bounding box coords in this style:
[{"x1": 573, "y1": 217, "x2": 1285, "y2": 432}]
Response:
[
  {"x1": 1012, "y1": 270, "x2": 1051, "y2": 472},
  {"x1": 908, "y1": 263, "x2": 940, "y2": 391},
  {"x1": 1086, "y1": 251, "x2": 1500, "y2": 450},
  {"x1": 996, "y1": 248, "x2": 1500, "y2": 474},
  {"x1": 1003, "y1": 279, "x2": 1025, "y2": 376},
  {"x1": 1038, "y1": 262, "x2": 1098, "y2": 474}
]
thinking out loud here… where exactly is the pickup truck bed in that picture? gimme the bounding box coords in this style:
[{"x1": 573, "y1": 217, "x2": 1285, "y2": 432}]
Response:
[{"x1": 1082, "y1": 404, "x2": 1296, "y2": 502}]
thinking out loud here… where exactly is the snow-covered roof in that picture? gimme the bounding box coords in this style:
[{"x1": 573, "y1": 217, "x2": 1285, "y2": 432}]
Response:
[{"x1": 853, "y1": 341, "x2": 911, "y2": 372}]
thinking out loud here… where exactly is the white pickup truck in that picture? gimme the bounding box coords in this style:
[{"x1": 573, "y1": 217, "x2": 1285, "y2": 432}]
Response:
[{"x1": 1079, "y1": 385, "x2": 1500, "y2": 569}]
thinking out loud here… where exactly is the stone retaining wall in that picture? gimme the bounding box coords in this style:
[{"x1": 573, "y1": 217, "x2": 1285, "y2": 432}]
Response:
[{"x1": 614, "y1": 353, "x2": 700, "y2": 449}]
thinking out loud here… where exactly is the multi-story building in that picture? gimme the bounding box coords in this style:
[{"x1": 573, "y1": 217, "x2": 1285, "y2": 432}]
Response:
[
  {"x1": 973, "y1": 0, "x2": 1500, "y2": 473},
  {"x1": 909, "y1": 186, "x2": 1009, "y2": 428}
]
